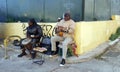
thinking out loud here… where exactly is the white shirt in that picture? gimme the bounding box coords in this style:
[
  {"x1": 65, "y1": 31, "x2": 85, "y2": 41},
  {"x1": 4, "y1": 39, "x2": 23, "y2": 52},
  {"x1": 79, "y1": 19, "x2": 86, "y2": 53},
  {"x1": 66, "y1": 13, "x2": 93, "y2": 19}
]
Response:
[{"x1": 55, "y1": 19, "x2": 76, "y2": 38}]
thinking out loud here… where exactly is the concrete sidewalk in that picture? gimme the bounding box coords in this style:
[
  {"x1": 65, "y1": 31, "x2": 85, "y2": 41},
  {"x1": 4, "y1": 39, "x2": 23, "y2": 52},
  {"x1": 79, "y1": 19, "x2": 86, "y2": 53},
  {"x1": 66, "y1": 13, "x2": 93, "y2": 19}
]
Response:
[{"x1": 0, "y1": 39, "x2": 120, "y2": 72}]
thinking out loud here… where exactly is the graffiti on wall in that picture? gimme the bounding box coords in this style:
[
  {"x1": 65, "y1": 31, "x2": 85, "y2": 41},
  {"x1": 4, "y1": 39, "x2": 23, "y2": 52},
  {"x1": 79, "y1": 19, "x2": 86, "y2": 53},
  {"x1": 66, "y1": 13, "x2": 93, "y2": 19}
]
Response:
[{"x1": 21, "y1": 23, "x2": 55, "y2": 37}]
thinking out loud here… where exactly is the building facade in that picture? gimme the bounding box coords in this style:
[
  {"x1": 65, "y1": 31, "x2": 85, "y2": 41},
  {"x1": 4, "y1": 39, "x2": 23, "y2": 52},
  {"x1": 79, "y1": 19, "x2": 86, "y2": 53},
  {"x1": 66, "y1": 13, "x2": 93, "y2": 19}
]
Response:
[{"x1": 0, "y1": 0, "x2": 120, "y2": 22}]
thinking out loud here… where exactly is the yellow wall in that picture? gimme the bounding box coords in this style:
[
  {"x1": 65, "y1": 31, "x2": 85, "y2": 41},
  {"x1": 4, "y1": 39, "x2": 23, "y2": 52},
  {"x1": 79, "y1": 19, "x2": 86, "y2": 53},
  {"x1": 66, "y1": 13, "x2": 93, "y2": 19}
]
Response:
[
  {"x1": 0, "y1": 15, "x2": 120, "y2": 55},
  {"x1": 0, "y1": 23, "x2": 27, "y2": 38},
  {"x1": 0, "y1": 23, "x2": 56, "y2": 38},
  {"x1": 79, "y1": 20, "x2": 120, "y2": 54}
]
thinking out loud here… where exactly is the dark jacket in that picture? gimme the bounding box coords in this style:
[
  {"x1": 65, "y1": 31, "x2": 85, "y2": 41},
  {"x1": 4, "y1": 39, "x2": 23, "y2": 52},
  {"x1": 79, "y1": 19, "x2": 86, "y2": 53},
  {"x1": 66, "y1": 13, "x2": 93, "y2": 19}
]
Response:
[{"x1": 26, "y1": 24, "x2": 43, "y2": 39}]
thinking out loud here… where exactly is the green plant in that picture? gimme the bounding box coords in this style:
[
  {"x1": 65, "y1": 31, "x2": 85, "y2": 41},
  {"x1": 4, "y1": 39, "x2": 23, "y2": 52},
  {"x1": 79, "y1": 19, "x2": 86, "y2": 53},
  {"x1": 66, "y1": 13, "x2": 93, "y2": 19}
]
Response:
[
  {"x1": 109, "y1": 34, "x2": 119, "y2": 41},
  {"x1": 109, "y1": 27, "x2": 120, "y2": 41},
  {"x1": 116, "y1": 27, "x2": 120, "y2": 34}
]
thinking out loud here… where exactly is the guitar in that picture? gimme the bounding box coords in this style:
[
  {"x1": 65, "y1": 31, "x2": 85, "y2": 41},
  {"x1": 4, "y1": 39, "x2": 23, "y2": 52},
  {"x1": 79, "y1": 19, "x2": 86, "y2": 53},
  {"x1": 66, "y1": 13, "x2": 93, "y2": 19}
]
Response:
[{"x1": 55, "y1": 26, "x2": 68, "y2": 37}]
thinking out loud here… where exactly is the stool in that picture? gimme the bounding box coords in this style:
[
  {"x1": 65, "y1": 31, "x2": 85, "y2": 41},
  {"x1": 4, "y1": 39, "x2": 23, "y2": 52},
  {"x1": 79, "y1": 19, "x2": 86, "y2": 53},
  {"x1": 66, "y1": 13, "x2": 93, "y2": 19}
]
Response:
[{"x1": 33, "y1": 47, "x2": 47, "y2": 65}]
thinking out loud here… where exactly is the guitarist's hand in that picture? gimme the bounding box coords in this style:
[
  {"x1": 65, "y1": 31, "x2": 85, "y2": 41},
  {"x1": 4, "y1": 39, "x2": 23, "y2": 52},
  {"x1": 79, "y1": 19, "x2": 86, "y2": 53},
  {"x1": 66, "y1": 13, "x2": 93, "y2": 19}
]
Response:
[{"x1": 61, "y1": 27, "x2": 69, "y2": 33}]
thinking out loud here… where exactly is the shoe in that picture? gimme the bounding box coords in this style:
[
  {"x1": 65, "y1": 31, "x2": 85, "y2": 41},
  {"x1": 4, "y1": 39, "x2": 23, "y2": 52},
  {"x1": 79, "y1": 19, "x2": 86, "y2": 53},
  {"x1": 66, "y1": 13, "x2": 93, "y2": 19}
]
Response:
[
  {"x1": 49, "y1": 55, "x2": 52, "y2": 57},
  {"x1": 18, "y1": 52, "x2": 27, "y2": 57},
  {"x1": 60, "y1": 59, "x2": 65, "y2": 66},
  {"x1": 51, "y1": 51, "x2": 57, "y2": 55},
  {"x1": 49, "y1": 51, "x2": 57, "y2": 58}
]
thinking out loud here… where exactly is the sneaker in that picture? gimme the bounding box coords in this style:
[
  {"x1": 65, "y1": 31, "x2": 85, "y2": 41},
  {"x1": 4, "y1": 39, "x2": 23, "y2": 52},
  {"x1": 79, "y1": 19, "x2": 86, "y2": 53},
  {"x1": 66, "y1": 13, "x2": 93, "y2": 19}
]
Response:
[
  {"x1": 18, "y1": 52, "x2": 27, "y2": 57},
  {"x1": 49, "y1": 55, "x2": 53, "y2": 57},
  {"x1": 59, "y1": 59, "x2": 65, "y2": 66},
  {"x1": 50, "y1": 51, "x2": 57, "y2": 55}
]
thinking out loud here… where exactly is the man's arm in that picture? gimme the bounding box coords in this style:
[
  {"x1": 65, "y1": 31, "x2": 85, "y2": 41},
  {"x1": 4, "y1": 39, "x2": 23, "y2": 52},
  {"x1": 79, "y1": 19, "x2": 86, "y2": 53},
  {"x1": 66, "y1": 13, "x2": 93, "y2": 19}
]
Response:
[
  {"x1": 26, "y1": 27, "x2": 31, "y2": 38},
  {"x1": 68, "y1": 20, "x2": 76, "y2": 34}
]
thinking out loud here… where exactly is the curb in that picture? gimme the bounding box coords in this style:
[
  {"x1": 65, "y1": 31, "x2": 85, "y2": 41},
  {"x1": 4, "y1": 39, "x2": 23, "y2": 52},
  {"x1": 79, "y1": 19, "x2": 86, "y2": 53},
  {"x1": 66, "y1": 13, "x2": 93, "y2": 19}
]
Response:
[{"x1": 66, "y1": 38, "x2": 120, "y2": 64}]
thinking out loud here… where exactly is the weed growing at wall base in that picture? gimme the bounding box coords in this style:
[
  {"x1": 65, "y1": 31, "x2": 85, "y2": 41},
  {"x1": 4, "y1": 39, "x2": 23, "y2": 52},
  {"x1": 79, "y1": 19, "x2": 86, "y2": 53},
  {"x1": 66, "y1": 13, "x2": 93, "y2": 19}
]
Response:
[{"x1": 109, "y1": 27, "x2": 120, "y2": 41}]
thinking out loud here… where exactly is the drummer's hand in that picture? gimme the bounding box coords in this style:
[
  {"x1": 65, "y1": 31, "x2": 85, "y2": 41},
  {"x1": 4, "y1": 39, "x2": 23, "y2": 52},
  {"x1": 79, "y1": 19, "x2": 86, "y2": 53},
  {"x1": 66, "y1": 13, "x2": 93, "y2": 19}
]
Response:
[
  {"x1": 30, "y1": 35, "x2": 39, "y2": 38},
  {"x1": 31, "y1": 35, "x2": 35, "y2": 38}
]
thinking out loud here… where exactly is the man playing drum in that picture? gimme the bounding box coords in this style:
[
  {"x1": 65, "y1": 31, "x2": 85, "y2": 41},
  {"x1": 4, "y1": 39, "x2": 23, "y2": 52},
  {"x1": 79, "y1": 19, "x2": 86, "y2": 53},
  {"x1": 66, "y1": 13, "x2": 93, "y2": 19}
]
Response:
[
  {"x1": 50, "y1": 13, "x2": 76, "y2": 66},
  {"x1": 18, "y1": 18, "x2": 43, "y2": 59}
]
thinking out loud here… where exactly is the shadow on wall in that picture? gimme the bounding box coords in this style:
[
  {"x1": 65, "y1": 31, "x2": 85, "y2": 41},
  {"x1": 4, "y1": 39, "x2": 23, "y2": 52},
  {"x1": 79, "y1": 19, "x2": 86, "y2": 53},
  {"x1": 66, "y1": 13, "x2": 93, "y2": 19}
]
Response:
[{"x1": 0, "y1": 24, "x2": 10, "y2": 38}]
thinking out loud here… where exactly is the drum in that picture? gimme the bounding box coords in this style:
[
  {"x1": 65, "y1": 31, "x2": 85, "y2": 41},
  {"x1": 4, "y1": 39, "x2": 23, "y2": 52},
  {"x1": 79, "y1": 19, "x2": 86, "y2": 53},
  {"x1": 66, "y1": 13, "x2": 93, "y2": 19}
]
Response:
[
  {"x1": 22, "y1": 38, "x2": 32, "y2": 49},
  {"x1": 22, "y1": 38, "x2": 32, "y2": 45}
]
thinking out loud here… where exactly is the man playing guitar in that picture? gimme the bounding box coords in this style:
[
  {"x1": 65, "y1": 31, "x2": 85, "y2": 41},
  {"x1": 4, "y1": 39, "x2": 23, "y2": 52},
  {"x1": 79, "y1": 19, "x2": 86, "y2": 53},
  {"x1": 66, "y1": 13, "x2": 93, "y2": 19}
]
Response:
[{"x1": 50, "y1": 13, "x2": 76, "y2": 66}]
